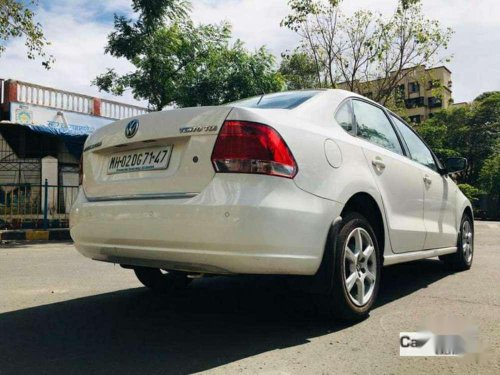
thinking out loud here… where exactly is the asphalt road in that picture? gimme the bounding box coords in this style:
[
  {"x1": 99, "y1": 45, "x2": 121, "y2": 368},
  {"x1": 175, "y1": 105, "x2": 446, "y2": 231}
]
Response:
[{"x1": 0, "y1": 221, "x2": 499, "y2": 375}]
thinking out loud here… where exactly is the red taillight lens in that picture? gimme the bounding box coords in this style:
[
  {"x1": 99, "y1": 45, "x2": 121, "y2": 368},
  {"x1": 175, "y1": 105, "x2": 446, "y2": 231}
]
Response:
[
  {"x1": 78, "y1": 155, "x2": 83, "y2": 185},
  {"x1": 211, "y1": 120, "x2": 297, "y2": 178}
]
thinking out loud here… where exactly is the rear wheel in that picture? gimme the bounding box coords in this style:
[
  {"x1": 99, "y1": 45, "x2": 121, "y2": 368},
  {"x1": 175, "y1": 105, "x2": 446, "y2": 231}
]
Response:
[
  {"x1": 317, "y1": 212, "x2": 381, "y2": 321},
  {"x1": 439, "y1": 214, "x2": 474, "y2": 271},
  {"x1": 133, "y1": 267, "x2": 192, "y2": 292}
]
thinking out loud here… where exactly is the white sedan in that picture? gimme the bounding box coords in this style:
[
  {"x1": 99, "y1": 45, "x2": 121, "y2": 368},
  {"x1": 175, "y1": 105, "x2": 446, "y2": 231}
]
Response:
[{"x1": 70, "y1": 89, "x2": 473, "y2": 320}]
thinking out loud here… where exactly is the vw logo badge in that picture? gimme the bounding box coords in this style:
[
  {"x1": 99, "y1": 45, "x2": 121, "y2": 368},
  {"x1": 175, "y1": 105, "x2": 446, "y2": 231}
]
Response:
[{"x1": 125, "y1": 119, "x2": 139, "y2": 138}]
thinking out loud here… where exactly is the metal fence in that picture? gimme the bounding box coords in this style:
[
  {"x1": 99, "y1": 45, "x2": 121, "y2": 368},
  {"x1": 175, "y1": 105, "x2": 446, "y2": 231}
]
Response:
[{"x1": 0, "y1": 181, "x2": 79, "y2": 229}]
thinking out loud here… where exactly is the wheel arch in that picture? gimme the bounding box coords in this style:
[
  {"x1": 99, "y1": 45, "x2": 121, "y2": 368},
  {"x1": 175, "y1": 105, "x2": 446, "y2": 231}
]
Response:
[
  {"x1": 463, "y1": 205, "x2": 474, "y2": 233},
  {"x1": 463, "y1": 205, "x2": 474, "y2": 221},
  {"x1": 310, "y1": 191, "x2": 388, "y2": 295},
  {"x1": 340, "y1": 192, "x2": 387, "y2": 263}
]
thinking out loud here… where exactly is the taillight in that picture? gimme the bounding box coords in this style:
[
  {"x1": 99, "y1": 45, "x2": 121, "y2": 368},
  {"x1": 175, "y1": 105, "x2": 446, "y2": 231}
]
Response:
[
  {"x1": 211, "y1": 120, "x2": 297, "y2": 178},
  {"x1": 78, "y1": 155, "x2": 83, "y2": 185}
]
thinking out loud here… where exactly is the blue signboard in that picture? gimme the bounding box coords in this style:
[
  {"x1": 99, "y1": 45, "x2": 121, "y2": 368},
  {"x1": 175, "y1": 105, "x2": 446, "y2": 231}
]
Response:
[
  {"x1": 9, "y1": 102, "x2": 116, "y2": 158},
  {"x1": 10, "y1": 102, "x2": 114, "y2": 136}
]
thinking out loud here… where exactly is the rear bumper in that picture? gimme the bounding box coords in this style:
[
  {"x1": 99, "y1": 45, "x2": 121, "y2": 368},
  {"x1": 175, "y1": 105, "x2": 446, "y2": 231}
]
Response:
[{"x1": 70, "y1": 174, "x2": 343, "y2": 275}]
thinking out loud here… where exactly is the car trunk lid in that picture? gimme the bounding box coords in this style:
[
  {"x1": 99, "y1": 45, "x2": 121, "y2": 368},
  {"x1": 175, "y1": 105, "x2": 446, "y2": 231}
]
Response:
[{"x1": 82, "y1": 106, "x2": 232, "y2": 200}]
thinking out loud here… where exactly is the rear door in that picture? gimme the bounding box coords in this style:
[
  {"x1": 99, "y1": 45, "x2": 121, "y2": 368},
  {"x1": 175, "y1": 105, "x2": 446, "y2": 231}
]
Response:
[
  {"x1": 351, "y1": 99, "x2": 426, "y2": 253},
  {"x1": 82, "y1": 106, "x2": 232, "y2": 200},
  {"x1": 390, "y1": 115, "x2": 458, "y2": 249}
]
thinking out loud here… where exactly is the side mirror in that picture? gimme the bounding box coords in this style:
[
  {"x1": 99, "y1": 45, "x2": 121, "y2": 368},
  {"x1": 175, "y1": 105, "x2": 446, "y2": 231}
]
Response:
[{"x1": 444, "y1": 157, "x2": 467, "y2": 174}]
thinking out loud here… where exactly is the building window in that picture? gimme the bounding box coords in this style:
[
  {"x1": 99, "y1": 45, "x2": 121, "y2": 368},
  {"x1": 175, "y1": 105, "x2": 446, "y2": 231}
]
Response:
[
  {"x1": 404, "y1": 97, "x2": 425, "y2": 109},
  {"x1": 408, "y1": 82, "x2": 420, "y2": 94},
  {"x1": 395, "y1": 84, "x2": 405, "y2": 101},
  {"x1": 427, "y1": 80, "x2": 441, "y2": 90},
  {"x1": 409, "y1": 115, "x2": 422, "y2": 124},
  {"x1": 428, "y1": 97, "x2": 442, "y2": 108}
]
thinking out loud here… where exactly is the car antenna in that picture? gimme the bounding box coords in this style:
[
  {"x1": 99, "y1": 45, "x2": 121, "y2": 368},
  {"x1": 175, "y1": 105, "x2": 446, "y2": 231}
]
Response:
[{"x1": 250, "y1": 64, "x2": 266, "y2": 105}]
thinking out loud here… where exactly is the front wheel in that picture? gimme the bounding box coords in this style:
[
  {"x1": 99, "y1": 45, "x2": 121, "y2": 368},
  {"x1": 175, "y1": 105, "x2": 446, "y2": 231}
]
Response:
[
  {"x1": 317, "y1": 212, "x2": 381, "y2": 321},
  {"x1": 439, "y1": 214, "x2": 474, "y2": 271},
  {"x1": 133, "y1": 267, "x2": 192, "y2": 292}
]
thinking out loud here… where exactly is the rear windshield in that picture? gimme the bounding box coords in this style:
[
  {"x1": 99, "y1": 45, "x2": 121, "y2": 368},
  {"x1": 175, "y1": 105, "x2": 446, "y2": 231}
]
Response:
[{"x1": 230, "y1": 90, "x2": 320, "y2": 109}]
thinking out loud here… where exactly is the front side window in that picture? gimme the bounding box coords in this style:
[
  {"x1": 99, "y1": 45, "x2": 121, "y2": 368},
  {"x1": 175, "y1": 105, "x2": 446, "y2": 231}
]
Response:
[
  {"x1": 352, "y1": 100, "x2": 403, "y2": 155},
  {"x1": 334, "y1": 100, "x2": 354, "y2": 133},
  {"x1": 390, "y1": 115, "x2": 437, "y2": 171}
]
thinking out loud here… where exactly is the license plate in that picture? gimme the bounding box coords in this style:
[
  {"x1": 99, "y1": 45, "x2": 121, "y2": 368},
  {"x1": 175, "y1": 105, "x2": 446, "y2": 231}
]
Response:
[{"x1": 107, "y1": 145, "x2": 173, "y2": 174}]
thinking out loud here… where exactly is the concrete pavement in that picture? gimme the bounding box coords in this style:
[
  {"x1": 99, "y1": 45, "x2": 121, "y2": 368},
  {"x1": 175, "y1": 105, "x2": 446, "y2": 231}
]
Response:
[{"x1": 0, "y1": 221, "x2": 499, "y2": 374}]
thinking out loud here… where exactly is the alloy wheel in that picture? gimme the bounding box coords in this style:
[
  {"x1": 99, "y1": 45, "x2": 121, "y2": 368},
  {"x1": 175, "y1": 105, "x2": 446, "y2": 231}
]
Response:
[
  {"x1": 343, "y1": 227, "x2": 377, "y2": 306},
  {"x1": 462, "y1": 220, "x2": 473, "y2": 263}
]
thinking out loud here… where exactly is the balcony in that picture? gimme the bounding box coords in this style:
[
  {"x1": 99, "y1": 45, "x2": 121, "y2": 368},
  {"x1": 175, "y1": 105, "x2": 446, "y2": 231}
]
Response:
[
  {"x1": 404, "y1": 97, "x2": 425, "y2": 109},
  {"x1": 428, "y1": 97, "x2": 443, "y2": 109}
]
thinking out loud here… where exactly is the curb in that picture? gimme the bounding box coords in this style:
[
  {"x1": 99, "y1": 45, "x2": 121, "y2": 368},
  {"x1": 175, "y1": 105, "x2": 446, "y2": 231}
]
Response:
[{"x1": 0, "y1": 229, "x2": 72, "y2": 241}]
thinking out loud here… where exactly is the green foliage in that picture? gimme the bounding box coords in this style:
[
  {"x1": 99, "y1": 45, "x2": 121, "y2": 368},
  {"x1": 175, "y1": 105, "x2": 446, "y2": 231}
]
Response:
[
  {"x1": 278, "y1": 50, "x2": 318, "y2": 90},
  {"x1": 416, "y1": 116, "x2": 460, "y2": 159},
  {"x1": 281, "y1": 0, "x2": 326, "y2": 32},
  {"x1": 400, "y1": 0, "x2": 421, "y2": 10},
  {"x1": 457, "y1": 184, "x2": 482, "y2": 203},
  {"x1": 178, "y1": 42, "x2": 284, "y2": 107},
  {"x1": 479, "y1": 149, "x2": 500, "y2": 195},
  {"x1": 94, "y1": 0, "x2": 283, "y2": 109},
  {"x1": 0, "y1": 0, "x2": 53, "y2": 68},
  {"x1": 416, "y1": 94, "x2": 500, "y2": 190},
  {"x1": 474, "y1": 91, "x2": 500, "y2": 102}
]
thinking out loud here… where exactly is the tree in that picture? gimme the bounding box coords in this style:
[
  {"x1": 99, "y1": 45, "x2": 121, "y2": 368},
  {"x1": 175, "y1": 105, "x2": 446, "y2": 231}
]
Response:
[
  {"x1": 281, "y1": 0, "x2": 341, "y2": 88},
  {"x1": 177, "y1": 42, "x2": 284, "y2": 107},
  {"x1": 94, "y1": 0, "x2": 283, "y2": 110},
  {"x1": 279, "y1": 50, "x2": 318, "y2": 90},
  {"x1": 0, "y1": 0, "x2": 53, "y2": 68},
  {"x1": 331, "y1": 10, "x2": 378, "y2": 93},
  {"x1": 94, "y1": 20, "x2": 231, "y2": 110},
  {"x1": 416, "y1": 93, "x2": 500, "y2": 187},
  {"x1": 281, "y1": 0, "x2": 453, "y2": 104},
  {"x1": 474, "y1": 91, "x2": 500, "y2": 102},
  {"x1": 479, "y1": 151, "x2": 500, "y2": 197}
]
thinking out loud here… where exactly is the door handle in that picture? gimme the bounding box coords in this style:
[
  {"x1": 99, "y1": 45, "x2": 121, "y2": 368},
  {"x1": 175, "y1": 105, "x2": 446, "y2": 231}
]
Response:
[
  {"x1": 423, "y1": 175, "x2": 432, "y2": 185},
  {"x1": 372, "y1": 158, "x2": 386, "y2": 171}
]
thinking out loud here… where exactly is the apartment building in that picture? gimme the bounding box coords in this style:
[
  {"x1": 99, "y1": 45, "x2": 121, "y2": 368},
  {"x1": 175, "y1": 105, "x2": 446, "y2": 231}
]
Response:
[{"x1": 338, "y1": 65, "x2": 453, "y2": 123}]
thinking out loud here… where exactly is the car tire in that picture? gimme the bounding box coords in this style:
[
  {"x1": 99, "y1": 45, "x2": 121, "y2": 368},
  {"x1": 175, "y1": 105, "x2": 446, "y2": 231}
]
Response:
[
  {"x1": 317, "y1": 212, "x2": 381, "y2": 321},
  {"x1": 439, "y1": 214, "x2": 473, "y2": 271},
  {"x1": 133, "y1": 267, "x2": 192, "y2": 292}
]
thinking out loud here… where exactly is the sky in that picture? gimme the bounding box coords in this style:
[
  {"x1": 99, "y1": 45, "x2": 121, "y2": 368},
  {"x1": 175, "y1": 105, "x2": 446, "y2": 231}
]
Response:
[{"x1": 1, "y1": 0, "x2": 499, "y2": 107}]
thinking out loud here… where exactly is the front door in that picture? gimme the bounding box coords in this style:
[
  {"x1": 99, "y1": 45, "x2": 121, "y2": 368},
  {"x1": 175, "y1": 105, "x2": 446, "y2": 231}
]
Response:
[{"x1": 421, "y1": 170, "x2": 458, "y2": 249}]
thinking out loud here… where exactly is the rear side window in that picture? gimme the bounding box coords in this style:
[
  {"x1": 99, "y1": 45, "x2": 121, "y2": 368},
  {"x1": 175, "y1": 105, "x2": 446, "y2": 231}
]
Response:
[
  {"x1": 335, "y1": 100, "x2": 354, "y2": 133},
  {"x1": 230, "y1": 90, "x2": 320, "y2": 109},
  {"x1": 352, "y1": 100, "x2": 403, "y2": 155},
  {"x1": 390, "y1": 115, "x2": 437, "y2": 171}
]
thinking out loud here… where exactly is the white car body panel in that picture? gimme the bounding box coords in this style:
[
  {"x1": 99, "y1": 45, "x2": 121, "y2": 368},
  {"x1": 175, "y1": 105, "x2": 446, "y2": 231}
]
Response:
[
  {"x1": 360, "y1": 138, "x2": 426, "y2": 253},
  {"x1": 83, "y1": 106, "x2": 231, "y2": 200},
  {"x1": 71, "y1": 174, "x2": 342, "y2": 275},
  {"x1": 421, "y1": 167, "x2": 460, "y2": 249},
  {"x1": 70, "y1": 89, "x2": 472, "y2": 275}
]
